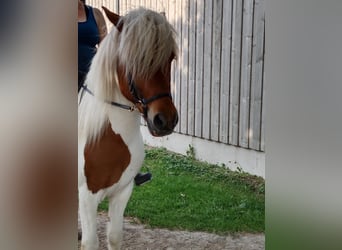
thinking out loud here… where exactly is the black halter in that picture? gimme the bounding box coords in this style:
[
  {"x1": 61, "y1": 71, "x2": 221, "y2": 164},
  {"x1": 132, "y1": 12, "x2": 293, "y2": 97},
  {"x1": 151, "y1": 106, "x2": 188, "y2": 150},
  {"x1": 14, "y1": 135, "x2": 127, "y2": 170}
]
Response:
[
  {"x1": 79, "y1": 74, "x2": 172, "y2": 117},
  {"x1": 127, "y1": 73, "x2": 172, "y2": 117}
]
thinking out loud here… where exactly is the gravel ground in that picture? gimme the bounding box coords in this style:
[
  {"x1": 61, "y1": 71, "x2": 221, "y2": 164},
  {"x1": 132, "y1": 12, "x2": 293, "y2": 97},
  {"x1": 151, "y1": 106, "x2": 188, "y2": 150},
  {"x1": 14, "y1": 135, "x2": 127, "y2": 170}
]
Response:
[{"x1": 78, "y1": 212, "x2": 265, "y2": 250}]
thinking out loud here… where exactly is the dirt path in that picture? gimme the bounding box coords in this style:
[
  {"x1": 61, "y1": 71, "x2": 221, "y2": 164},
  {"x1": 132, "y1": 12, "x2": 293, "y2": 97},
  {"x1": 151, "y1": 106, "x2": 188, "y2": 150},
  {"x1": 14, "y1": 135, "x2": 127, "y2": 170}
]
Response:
[{"x1": 78, "y1": 212, "x2": 265, "y2": 250}]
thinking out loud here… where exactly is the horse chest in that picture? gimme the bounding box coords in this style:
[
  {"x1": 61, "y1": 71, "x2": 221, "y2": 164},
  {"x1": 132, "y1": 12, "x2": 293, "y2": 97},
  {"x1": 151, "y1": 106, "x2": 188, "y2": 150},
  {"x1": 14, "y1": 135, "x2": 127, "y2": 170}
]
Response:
[{"x1": 83, "y1": 124, "x2": 132, "y2": 193}]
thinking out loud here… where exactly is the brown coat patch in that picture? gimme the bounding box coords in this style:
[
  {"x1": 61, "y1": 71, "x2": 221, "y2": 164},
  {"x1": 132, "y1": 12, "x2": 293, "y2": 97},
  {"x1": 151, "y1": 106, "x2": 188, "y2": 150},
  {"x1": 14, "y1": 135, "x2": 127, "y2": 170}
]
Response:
[{"x1": 84, "y1": 124, "x2": 131, "y2": 193}]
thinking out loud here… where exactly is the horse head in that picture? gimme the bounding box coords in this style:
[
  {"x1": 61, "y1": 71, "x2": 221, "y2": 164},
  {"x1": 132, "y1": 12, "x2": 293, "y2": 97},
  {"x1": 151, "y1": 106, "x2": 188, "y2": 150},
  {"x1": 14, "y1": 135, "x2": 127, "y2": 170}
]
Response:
[{"x1": 102, "y1": 6, "x2": 178, "y2": 137}]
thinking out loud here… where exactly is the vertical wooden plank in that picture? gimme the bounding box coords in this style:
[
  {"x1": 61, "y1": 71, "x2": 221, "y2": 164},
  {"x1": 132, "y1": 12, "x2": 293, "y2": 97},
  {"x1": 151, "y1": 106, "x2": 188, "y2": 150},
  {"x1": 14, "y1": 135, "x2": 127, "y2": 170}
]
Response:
[
  {"x1": 165, "y1": 0, "x2": 171, "y2": 24},
  {"x1": 180, "y1": 0, "x2": 189, "y2": 134},
  {"x1": 169, "y1": 0, "x2": 176, "y2": 108},
  {"x1": 210, "y1": 0, "x2": 223, "y2": 141},
  {"x1": 202, "y1": 0, "x2": 213, "y2": 140},
  {"x1": 125, "y1": 0, "x2": 129, "y2": 13},
  {"x1": 168, "y1": 2, "x2": 173, "y2": 37},
  {"x1": 260, "y1": 16, "x2": 265, "y2": 152},
  {"x1": 141, "y1": 0, "x2": 145, "y2": 8},
  {"x1": 156, "y1": 0, "x2": 164, "y2": 12},
  {"x1": 129, "y1": 0, "x2": 136, "y2": 10},
  {"x1": 121, "y1": 0, "x2": 125, "y2": 14},
  {"x1": 160, "y1": 0, "x2": 168, "y2": 14},
  {"x1": 260, "y1": 69, "x2": 265, "y2": 151},
  {"x1": 166, "y1": 0, "x2": 172, "y2": 23},
  {"x1": 239, "y1": 0, "x2": 254, "y2": 148},
  {"x1": 128, "y1": 0, "x2": 132, "y2": 12},
  {"x1": 116, "y1": 0, "x2": 121, "y2": 14},
  {"x1": 229, "y1": 0, "x2": 243, "y2": 146},
  {"x1": 219, "y1": 0, "x2": 232, "y2": 144},
  {"x1": 151, "y1": 0, "x2": 155, "y2": 9},
  {"x1": 165, "y1": 0, "x2": 174, "y2": 119},
  {"x1": 194, "y1": 1, "x2": 204, "y2": 138},
  {"x1": 187, "y1": 0, "x2": 196, "y2": 135},
  {"x1": 120, "y1": 0, "x2": 126, "y2": 14},
  {"x1": 128, "y1": 0, "x2": 133, "y2": 12},
  {"x1": 154, "y1": 0, "x2": 157, "y2": 9},
  {"x1": 103, "y1": 0, "x2": 114, "y2": 33},
  {"x1": 145, "y1": 0, "x2": 149, "y2": 10},
  {"x1": 249, "y1": 0, "x2": 265, "y2": 150},
  {"x1": 174, "y1": 0, "x2": 182, "y2": 133},
  {"x1": 140, "y1": 0, "x2": 147, "y2": 127},
  {"x1": 107, "y1": 0, "x2": 114, "y2": 14}
]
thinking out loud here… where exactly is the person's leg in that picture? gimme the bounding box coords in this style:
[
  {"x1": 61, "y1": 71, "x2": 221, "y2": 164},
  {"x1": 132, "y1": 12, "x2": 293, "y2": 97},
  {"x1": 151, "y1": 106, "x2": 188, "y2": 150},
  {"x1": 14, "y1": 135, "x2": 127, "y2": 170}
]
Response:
[{"x1": 134, "y1": 172, "x2": 152, "y2": 186}]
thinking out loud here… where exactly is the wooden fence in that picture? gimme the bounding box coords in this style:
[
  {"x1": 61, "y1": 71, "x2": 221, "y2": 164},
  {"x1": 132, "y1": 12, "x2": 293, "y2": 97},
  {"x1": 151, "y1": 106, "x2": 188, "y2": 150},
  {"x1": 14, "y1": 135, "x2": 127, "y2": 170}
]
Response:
[{"x1": 86, "y1": 0, "x2": 265, "y2": 152}]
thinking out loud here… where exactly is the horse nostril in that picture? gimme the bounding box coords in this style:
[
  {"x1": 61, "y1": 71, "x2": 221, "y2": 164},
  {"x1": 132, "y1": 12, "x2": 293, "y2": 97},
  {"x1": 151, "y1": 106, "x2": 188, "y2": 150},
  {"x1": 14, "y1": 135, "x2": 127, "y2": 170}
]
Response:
[{"x1": 153, "y1": 113, "x2": 167, "y2": 130}]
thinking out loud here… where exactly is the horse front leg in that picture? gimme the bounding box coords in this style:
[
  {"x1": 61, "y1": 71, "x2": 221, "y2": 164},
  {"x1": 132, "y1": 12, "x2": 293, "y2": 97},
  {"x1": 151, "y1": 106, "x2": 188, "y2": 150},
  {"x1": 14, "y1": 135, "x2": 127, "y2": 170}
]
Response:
[
  {"x1": 107, "y1": 182, "x2": 134, "y2": 250},
  {"x1": 79, "y1": 187, "x2": 99, "y2": 250}
]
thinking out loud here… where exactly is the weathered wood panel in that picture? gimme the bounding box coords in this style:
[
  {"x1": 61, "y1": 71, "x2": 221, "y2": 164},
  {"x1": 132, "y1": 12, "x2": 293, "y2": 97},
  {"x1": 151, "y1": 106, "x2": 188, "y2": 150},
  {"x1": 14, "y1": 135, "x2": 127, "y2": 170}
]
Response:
[
  {"x1": 188, "y1": 0, "x2": 196, "y2": 135},
  {"x1": 194, "y1": 1, "x2": 204, "y2": 138},
  {"x1": 180, "y1": 0, "x2": 189, "y2": 134},
  {"x1": 219, "y1": 0, "x2": 233, "y2": 144},
  {"x1": 202, "y1": 0, "x2": 213, "y2": 139},
  {"x1": 210, "y1": 0, "x2": 222, "y2": 142},
  {"x1": 229, "y1": 0, "x2": 243, "y2": 146},
  {"x1": 174, "y1": 0, "x2": 182, "y2": 133},
  {"x1": 239, "y1": 0, "x2": 254, "y2": 148},
  {"x1": 88, "y1": 0, "x2": 265, "y2": 152}
]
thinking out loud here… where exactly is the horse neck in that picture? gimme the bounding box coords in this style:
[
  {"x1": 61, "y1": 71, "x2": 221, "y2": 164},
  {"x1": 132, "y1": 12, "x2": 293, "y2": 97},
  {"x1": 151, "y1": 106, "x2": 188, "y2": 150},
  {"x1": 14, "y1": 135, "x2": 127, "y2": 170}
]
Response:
[
  {"x1": 103, "y1": 79, "x2": 142, "y2": 138},
  {"x1": 107, "y1": 107, "x2": 142, "y2": 145}
]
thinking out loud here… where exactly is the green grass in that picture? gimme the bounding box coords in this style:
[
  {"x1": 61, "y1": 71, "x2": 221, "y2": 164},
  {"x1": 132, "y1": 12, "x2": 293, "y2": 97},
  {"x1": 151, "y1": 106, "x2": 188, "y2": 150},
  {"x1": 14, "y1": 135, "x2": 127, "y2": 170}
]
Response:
[{"x1": 99, "y1": 146, "x2": 264, "y2": 234}]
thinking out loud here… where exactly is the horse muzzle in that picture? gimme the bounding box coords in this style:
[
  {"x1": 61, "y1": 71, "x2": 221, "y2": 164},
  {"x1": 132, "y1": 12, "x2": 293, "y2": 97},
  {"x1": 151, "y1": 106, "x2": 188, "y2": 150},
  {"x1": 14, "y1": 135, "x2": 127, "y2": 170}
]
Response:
[{"x1": 146, "y1": 111, "x2": 178, "y2": 137}]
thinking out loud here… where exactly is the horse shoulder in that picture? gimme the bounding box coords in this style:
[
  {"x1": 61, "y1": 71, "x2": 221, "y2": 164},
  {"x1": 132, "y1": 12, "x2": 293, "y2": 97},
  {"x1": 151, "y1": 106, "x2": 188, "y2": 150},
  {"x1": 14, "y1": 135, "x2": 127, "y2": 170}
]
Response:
[{"x1": 83, "y1": 124, "x2": 131, "y2": 193}]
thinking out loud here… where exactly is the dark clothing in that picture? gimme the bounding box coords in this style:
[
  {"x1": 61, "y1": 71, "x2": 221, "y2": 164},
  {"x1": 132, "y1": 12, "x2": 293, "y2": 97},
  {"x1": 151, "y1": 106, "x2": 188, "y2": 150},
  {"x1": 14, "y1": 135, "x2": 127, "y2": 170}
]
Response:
[{"x1": 78, "y1": 5, "x2": 100, "y2": 91}]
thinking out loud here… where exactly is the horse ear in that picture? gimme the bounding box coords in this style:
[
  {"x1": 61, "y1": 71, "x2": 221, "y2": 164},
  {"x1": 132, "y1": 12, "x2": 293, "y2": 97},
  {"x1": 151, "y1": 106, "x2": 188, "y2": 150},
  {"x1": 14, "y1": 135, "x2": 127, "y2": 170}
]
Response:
[{"x1": 102, "y1": 6, "x2": 123, "y2": 32}]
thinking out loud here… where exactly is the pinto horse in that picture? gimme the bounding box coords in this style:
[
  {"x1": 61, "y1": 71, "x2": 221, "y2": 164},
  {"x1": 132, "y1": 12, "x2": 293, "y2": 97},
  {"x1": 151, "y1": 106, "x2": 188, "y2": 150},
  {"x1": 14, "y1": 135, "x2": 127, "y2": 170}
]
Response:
[{"x1": 78, "y1": 7, "x2": 178, "y2": 250}]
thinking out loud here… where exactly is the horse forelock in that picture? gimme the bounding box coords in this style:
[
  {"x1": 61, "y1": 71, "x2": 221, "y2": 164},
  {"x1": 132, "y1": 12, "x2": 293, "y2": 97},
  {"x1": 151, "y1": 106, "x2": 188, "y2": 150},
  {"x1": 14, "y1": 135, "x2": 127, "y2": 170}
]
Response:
[{"x1": 117, "y1": 8, "x2": 178, "y2": 79}]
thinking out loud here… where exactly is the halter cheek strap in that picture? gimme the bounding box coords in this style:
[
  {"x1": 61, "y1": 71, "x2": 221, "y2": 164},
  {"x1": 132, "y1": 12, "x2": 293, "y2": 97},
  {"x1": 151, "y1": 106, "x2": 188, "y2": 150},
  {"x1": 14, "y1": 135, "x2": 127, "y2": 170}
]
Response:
[{"x1": 79, "y1": 85, "x2": 137, "y2": 111}]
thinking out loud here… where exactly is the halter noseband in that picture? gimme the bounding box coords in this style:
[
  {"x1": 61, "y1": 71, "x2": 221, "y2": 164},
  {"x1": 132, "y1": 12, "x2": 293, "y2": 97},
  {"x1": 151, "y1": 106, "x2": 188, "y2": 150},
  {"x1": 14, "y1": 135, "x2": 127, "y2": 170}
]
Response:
[{"x1": 127, "y1": 73, "x2": 172, "y2": 117}]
